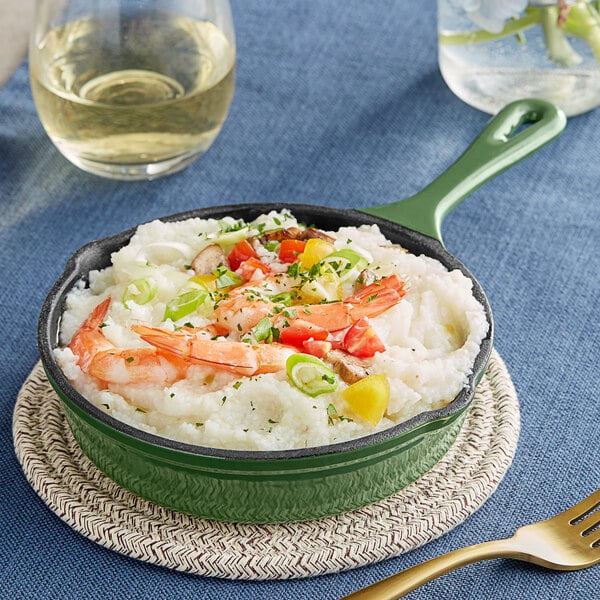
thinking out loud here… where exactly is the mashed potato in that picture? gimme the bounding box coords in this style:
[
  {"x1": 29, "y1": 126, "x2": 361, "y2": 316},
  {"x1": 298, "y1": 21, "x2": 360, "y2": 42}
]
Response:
[{"x1": 55, "y1": 210, "x2": 488, "y2": 450}]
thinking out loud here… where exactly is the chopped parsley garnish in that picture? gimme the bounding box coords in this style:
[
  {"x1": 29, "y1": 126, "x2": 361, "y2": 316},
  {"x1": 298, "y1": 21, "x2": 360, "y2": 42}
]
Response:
[
  {"x1": 286, "y1": 263, "x2": 301, "y2": 278},
  {"x1": 327, "y1": 404, "x2": 338, "y2": 425},
  {"x1": 326, "y1": 403, "x2": 353, "y2": 425},
  {"x1": 252, "y1": 318, "x2": 281, "y2": 343},
  {"x1": 270, "y1": 291, "x2": 294, "y2": 306},
  {"x1": 125, "y1": 356, "x2": 135, "y2": 363},
  {"x1": 219, "y1": 218, "x2": 246, "y2": 233},
  {"x1": 233, "y1": 381, "x2": 243, "y2": 390},
  {"x1": 252, "y1": 317, "x2": 272, "y2": 342},
  {"x1": 213, "y1": 265, "x2": 243, "y2": 289}
]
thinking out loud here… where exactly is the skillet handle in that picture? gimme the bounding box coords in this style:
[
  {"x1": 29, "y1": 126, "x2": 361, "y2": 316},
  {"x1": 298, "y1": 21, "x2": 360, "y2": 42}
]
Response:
[{"x1": 361, "y1": 98, "x2": 566, "y2": 245}]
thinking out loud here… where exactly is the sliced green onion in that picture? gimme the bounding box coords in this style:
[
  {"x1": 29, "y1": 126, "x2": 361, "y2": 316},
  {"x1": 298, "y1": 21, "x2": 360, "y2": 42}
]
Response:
[
  {"x1": 164, "y1": 289, "x2": 209, "y2": 321},
  {"x1": 320, "y1": 249, "x2": 368, "y2": 281},
  {"x1": 213, "y1": 265, "x2": 244, "y2": 289},
  {"x1": 286, "y1": 353, "x2": 339, "y2": 397},
  {"x1": 122, "y1": 277, "x2": 157, "y2": 307},
  {"x1": 206, "y1": 220, "x2": 251, "y2": 247}
]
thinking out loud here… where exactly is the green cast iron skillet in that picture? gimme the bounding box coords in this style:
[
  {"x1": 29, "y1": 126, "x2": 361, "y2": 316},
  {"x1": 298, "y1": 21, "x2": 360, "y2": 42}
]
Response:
[{"x1": 38, "y1": 99, "x2": 566, "y2": 523}]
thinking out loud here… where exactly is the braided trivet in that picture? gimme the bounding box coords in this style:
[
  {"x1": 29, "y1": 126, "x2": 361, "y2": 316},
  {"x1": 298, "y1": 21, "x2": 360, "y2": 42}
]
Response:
[{"x1": 13, "y1": 350, "x2": 519, "y2": 580}]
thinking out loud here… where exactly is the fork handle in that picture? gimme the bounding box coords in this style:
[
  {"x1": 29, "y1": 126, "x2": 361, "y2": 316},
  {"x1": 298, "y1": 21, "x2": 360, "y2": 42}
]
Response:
[{"x1": 342, "y1": 539, "x2": 516, "y2": 599}]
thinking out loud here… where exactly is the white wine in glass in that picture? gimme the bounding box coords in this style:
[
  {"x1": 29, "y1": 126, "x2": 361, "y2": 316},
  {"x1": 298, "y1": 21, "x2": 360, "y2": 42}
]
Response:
[{"x1": 30, "y1": 0, "x2": 236, "y2": 180}]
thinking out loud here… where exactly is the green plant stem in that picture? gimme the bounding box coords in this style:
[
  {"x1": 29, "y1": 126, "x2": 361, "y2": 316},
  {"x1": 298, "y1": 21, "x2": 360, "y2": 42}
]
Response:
[
  {"x1": 439, "y1": 9, "x2": 540, "y2": 45},
  {"x1": 439, "y1": 1, "x2": 600, "y2": 72},
  {"x1": 540, "y1": 6, "x2": 582, "y2": 66},
  {"x1": 563, "y1": 2, "x2": 600, "y2": 64}
]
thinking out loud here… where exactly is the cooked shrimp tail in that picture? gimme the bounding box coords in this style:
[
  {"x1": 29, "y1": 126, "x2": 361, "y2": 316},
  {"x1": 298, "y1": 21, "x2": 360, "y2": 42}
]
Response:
[
  {"x1": 68, "y1": 298, "x2": 188, "y2": 386},
  {"x1": 296, "y1": 274, "x2": 406, "y2": 331},
  {"x1": 132, "y1": 324, "x2": 294, "y2": 376},
  {"x1": 68, "y1": 297, "x2": 113, "y2": 371}
]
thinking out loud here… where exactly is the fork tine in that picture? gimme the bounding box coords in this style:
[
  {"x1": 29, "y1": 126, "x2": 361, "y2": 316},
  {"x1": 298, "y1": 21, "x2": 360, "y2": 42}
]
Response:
[
  {"x1": 574, "y1": 513, "x2": 600, "y2": 537},
  {"x1": 559, "y1": 489, "x2": 600, "y2": 523}
]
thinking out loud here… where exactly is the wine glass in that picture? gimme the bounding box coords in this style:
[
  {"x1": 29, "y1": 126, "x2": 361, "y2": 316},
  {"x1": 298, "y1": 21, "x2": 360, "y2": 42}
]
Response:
[{"x1": 29, "y1": 0, "x2": 236, "y2": 180}]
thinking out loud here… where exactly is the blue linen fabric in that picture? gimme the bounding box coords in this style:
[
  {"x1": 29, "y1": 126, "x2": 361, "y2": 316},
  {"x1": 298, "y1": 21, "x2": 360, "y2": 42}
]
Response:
[{"x1": 1, "y1": 0, "x2": 598, "y2": 598}]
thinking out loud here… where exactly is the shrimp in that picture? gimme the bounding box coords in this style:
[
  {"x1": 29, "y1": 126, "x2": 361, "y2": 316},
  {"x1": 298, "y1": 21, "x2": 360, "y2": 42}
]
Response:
[
  {"x1": 298, "y1": 274, "x2": 406, "y2": 331},
  {"x1": 131, "y1": 324, "x2": 295, "y2": 376},
  {"x1": 68, "y1": 298, "x2": 189, "y2": 387},
  {"x1": 214, "y1": 274, "x2": 406, "y2": 336},
  {"x1": 213, "y1": 272, "x2": 297, "y2": 336}
]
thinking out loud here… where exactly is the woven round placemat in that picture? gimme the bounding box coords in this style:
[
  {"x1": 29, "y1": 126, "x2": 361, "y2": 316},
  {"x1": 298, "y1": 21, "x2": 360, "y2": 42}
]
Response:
[{"x1": 13, "y1": 349, "x2": 519, "y2": 580}]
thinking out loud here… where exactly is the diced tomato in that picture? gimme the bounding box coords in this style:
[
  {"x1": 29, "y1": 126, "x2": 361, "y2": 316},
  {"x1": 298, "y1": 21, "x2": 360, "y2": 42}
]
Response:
[
  {"x1": 238, "y1": 257, "x2": 271, "y2": 280},
  {"x1": 279, "y1": 319, "x2": 329, "y2": 347},
  {"x1": 228, "y1": 240, "x2": 259, "y2": 271},
  {"x1": 301, "y1": 339, "x2": 332, "y2": 359},
  {"x1": 342, "y1": 317, "x2": 386, "y2": 358},
  {"x1": 278, "y1": 239, "x2": 306, "y2": 264}
]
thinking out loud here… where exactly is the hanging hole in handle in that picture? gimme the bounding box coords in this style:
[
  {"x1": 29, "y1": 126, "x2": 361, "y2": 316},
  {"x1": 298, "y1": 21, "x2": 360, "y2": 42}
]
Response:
[
  {"x1": 491, "y1": 99, "x2": 564, "y2": 145},
  {"x1": 496, "y1": 108, "x2": 543, "y2": 143},
  {"x1": 505, "y1": 120, "x2": 531, "y2": 140}
]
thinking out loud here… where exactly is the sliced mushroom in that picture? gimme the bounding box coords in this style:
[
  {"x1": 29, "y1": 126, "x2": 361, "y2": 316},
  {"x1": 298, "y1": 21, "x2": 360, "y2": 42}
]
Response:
[
  {"x1": 259, "y1": 227, "x2": 303, "y2": 242},
  {"x1": 352, "y1": 268, "x2": 378, "y2": 293},
  {"x1": 191, "y1": 244, "x2": 226, "y2": 275},
  {"x1": 258, "y1": 226, "x2": 335, "y2": 244},
  {"x1": 326, "y1": 349, "x2": 371, "y2": 384},
  {"x1": 298, "y1": 227, "x2": 336, "y2": 243}
]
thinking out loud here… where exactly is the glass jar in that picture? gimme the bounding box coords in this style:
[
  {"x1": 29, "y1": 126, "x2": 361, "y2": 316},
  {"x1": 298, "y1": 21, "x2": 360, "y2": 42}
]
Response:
[{"x1": 438, "y1": 0, "x2": 600, "y2": 116}]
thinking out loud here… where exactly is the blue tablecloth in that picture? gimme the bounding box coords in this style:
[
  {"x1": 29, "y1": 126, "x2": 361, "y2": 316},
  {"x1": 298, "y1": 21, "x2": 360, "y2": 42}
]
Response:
[{"x1": 1, "y1": 1, "x2": 598, "y2": 598}]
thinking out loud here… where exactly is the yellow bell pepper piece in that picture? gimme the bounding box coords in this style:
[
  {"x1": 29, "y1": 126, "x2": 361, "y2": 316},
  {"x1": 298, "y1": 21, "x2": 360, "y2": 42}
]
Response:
[
  {"x1": 342, "y1": 373, "x2": 390, "y2": 426},
  {"x1": 188, "y1": 274, "x2": 217, "y2": 291},
  {"x1": 300, "y1": 238, "x2": 335, "y2": 269}
]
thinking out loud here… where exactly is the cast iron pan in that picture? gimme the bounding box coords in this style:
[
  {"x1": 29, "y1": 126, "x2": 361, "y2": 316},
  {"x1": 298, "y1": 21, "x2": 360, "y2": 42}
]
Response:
[
  {"x1": 36, "y1": 99, "x2": 567, "y2": 522},
  {"x1": 38, "y1": 98, "x2": 566, "y2": 459}
]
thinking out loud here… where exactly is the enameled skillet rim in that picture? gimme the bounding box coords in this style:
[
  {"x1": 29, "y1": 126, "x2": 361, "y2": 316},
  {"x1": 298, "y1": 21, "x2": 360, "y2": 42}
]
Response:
[{"x1": 38, "y1": 202, "x2": 494, "y2": 461}]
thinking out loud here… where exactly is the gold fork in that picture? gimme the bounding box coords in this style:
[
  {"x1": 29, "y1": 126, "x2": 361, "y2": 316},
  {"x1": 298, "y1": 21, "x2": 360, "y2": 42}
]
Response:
[{"x1": 342, "y1": 488, "x2": 600, "y2": 600}]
